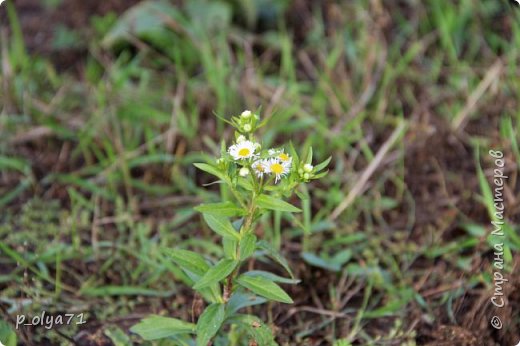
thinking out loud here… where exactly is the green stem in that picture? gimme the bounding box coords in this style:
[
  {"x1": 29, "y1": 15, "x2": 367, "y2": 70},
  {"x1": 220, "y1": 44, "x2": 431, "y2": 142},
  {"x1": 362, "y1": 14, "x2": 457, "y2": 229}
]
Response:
[{"x1": 224, "y1": 196, "x2": 257, "y2": 302}]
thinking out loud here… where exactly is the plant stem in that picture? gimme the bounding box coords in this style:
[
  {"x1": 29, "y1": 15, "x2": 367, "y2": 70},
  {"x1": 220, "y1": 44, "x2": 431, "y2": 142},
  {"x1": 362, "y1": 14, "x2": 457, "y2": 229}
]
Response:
[{"x1": 224, "y1": 196, "x2": 257, "y2": 302}]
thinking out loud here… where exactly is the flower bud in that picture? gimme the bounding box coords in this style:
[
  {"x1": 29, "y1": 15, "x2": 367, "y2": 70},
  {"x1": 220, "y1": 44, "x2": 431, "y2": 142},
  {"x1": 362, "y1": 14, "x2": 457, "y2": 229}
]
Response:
[
  {"x1": 243, "y1": 124, "x2": 252, "y2": 132},
  {"x1": 303, "y1": 164, "x2": 314, "y2": 173},
  {"x1": 241, "y1": 110, "x2": 252, "y2": 119},
  {"x1": 239, "y1": 167, "x2": 250, "y2": 177},
  {"x1": 237, "y1": 135, "x2": 246, "y2": 143},
  {"x1": 303, "y1": 173, "x2": 311, "y2": 180}
]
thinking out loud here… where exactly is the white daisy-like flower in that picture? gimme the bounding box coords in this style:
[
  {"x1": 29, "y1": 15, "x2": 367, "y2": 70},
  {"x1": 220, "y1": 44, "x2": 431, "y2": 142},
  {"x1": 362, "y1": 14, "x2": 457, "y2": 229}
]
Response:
[
  {"x1": 266, "y1": 158, "x2": 291, "y2": 183},
  {"x1": 228, "y1": 140, "x2": 257, "y2": 160},
  {"x1": 252, "y1": 160, "x2": 268, "y2": 178},
  {"x1": 277, "y1": 151, "x2": 292, "y2": 164}
]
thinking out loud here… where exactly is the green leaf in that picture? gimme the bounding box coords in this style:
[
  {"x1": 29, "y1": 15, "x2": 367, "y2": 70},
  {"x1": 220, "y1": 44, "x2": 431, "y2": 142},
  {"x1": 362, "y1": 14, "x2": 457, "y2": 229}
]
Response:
[
  {"x1": 236, "y1": 275, "x2": 293, "y2": 304},
  {"x1": 196, "y1": 303, "x2": 225, "y2": 346},
  {"x1": 194, "y1": 163, "x2": 227, "y2": 181},
  {"x1": 256, "y1": 194, "x2": 301, "y2": 213},
  {"x1": 130, "y1": 315, "x2": 195, "y2": 340},
  {"x1": 223, "y1": 237, "x2": 238, "y2": 260},
  {"x1": 243, "y1": 270, "x2": 300, "y2": 284},
  {"x1": 0, "y1": 320, "x2": 17, "y2": 346},
  {"x1": 163, "y1": 248, "x2": 209, "y2": 276},
  {"x1": 81, "y1": 286, "x2": 171, "y2": 297},
  {"x1": 314, "y1": 156, "x2": 331, "y2": 172},
  {"x1": 256, "y1": 240, "x2": 295, "y2": 278},
  {"x1": 226, "y1": 292, "x2": 267, "y2": 316},
  {"x1": 203, "y1": 214, "x2": 241, "y2": 241},
  {"x1": 193, "y1": 259, "x2": 238, "y2": 290},
  {"x1": 239, "y1": 233, "x2": 257, "y2": 260},
  {"x1": 195, "y1": 201, "x2": 245, "y2": 217},
  {"x1": 227, "y1": 315, "x2": 278, "y2": 346},
  {"x1": 301, "y1": 250, "x2": 352, "y2": 272}
]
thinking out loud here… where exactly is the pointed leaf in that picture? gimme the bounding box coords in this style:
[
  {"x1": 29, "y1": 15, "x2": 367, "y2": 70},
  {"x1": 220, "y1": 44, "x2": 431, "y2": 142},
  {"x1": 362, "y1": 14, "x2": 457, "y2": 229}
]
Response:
[
  {"x1": 130, "y1": 315, "x2": 195, "y2": 340},
  {"x1": 196, "y1": 303, "x2": 225, "y2": 346},
  {"x1": 195, "y1": 201, "x2": 245, "y2": 217},
  {"x1": 314, "y1": 156, "x2": 331, "y2": 172},
  {"x1": 203, "y1": 214, "x2": 241, "y2": 240},
  {"x1": 239, "y1": 233, "x2": 257, "y2": 260},
  {"x1": 193, "y1": 259, "x2": 238, "y2": 290},
  {"x1": 236, "y1": 275, "x2": 293, "y2": 304},
  {"x1": 243, "y1": 270, "x2": 300, "y2": 284},
  {"x1": 226, "y1": 292, "x2": 267, "y2": 316},
  {"x1": 163, "y1": 248, "x2": 209, "y2": 276},
  {"x1": 256, "y1": 240, "x2": 294, "y2": 278},
  {"x1": 223, "y1": 237, "x2": 238, "y2": 260},
  {"x1": 256, "y1": 194, "x2": 301, "y2": 213},
  {"x1": 194, "y1": 163, "x2": 227, "y2": 181}
]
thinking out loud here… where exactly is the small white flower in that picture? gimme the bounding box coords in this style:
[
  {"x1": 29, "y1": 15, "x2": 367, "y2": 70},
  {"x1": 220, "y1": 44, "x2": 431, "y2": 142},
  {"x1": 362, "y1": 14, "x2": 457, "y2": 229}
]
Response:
[
  {"x1": 303, "y1": 163, "x2": 313, "y2": 172},
  {"x1": 277, "y1": 151, "x2": 292, "y2": 164},
  {"x1": 266, "y1": 158, "x2": 291, "y2": 183},
  {"x1": 239, "y1": 167, "x2": 250, "y2": 177},
  {"x1": 241, "y1": 110, "x2": 252, "y2": 118},
  {"x1": 252, "y1": 160, "x2": 268, "y2": 178},
  {"x1": 243, "y1": 124, "x2": 252, "y2": 132},
  {"x1": 228, "y1": 140, "x2": 257, "y2": 160},
  {"x1": 237, "y1": 135, "x2": 246, "y2": 143}
]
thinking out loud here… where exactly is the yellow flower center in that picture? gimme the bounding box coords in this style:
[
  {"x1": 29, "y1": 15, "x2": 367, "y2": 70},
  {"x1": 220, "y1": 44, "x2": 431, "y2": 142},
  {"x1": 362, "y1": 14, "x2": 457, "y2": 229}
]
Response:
[
  {"x1": 238, "y1": 148, "x2": 250, "y2": 157},
  {"x1": 270, "y1": 163, "x2": 284, "y2": 174},
  {"x1": 279, "y1": 153, "x2": 290, "y2": 162},
  {"x1": 256, "y1": 164, "x2": 265, "y2": 172}
]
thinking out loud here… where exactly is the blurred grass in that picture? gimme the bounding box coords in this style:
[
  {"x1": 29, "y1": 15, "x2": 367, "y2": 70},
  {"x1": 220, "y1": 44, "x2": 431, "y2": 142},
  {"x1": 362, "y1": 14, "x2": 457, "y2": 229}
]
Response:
[{"x1": 0, "y1": 0, "x2": 519, "y2": 344}]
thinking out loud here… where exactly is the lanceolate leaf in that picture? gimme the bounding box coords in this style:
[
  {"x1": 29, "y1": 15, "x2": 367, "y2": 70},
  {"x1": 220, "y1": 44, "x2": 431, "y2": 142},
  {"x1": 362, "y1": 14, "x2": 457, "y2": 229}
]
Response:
[
  {"x1": 196, "y1": 303, "x2": 225, "y2": 346},
  {"x1": 130, "y1": 315, "x2": 195, "y2": 340},
  {"x1": 226, "y1": 292, "x2": 267, "y2": 316},
  {"x1": 203, "y1": 214, "x2": 241, "y2": 241},
  {"x1": 236, "y1": 275, "x2": 293, "y2": 304},
  {"x1": 256, "y1": 240, "x2": 295, "y2": 278},
  {"x1": 193, "y1": 259, "x2": 238, "y2": 290},
  {"x1": 243, "y1": 270, "x2": 300, "y2": 284},
  {"x1": 314, "y1": 156, "x2": 331, "y2": 172},
  {"x1": 223, "y1": 237, "x2": 238, "y2": 260},
  {"x1": 163, "y1": 248, "x2": 209, "y2": 276},
  {"x1": 194, "y1": 163, "x2": 227, "y2": 181},
  {"x1": 239, "y1": 233, "x2": 257, "y2": 260},
  {"x1": 256, "y1": 194, "x2": 301, "y2": 213},
  {"x1": 195, "y1": 201, "x2": 245, "y2": 217}
]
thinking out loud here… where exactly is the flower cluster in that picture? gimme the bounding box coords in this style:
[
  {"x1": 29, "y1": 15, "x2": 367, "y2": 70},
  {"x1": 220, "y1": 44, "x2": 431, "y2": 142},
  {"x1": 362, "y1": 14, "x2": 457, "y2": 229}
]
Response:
[
  {"x1": 225, "y1": 111, "x2": 296, "y2": 184},
  {"x1": 219, "y1": 110, "x2": 328, "y2": 189}
]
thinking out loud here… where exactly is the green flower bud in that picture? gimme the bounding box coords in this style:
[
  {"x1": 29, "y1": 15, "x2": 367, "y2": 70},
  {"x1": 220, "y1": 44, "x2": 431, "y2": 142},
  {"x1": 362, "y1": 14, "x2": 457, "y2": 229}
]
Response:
[{"x1": 239, "y1": 167, "x2": 250, "y2": 177}]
